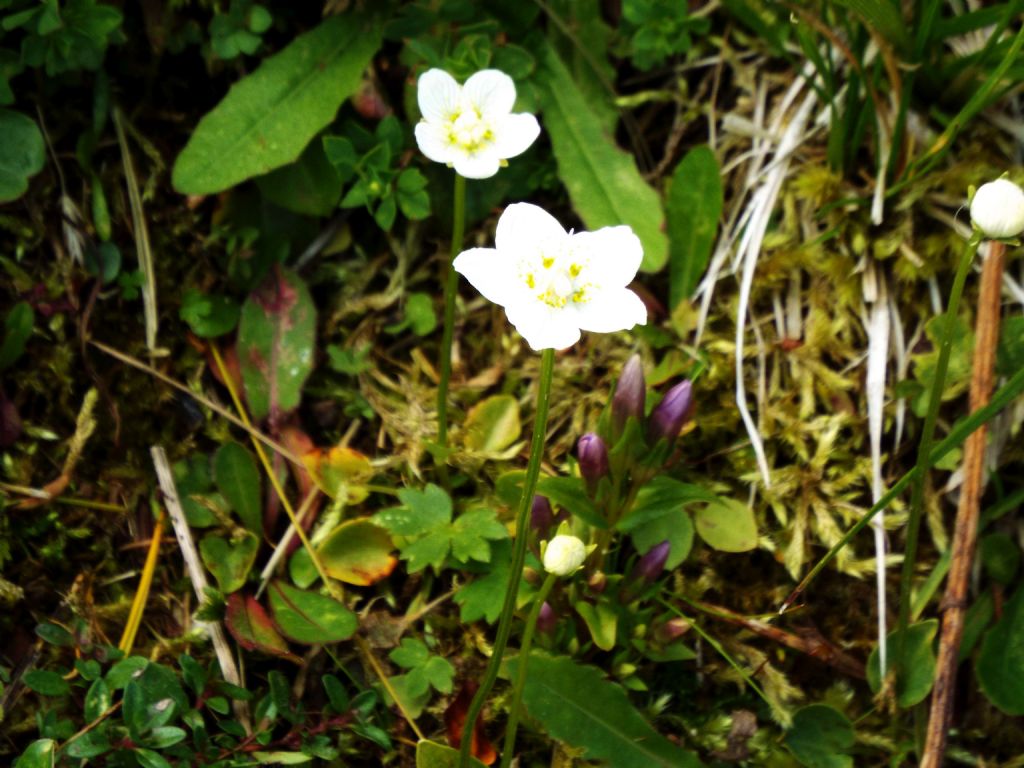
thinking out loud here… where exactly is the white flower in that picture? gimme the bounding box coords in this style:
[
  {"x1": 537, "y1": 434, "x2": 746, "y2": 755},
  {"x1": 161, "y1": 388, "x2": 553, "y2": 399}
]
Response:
[
  {"x1": 543, "y1": 535, "x2": 587, "y2": 577},
  {"x1": 970, "y1": 178, "x2": 1024, "y2": 239},
  {"x1": 414, "y1": 68, "x2": 540, "y2": 180},
  {"x1": 453, "y1": 203, "x2": 647, "y2": 350}
]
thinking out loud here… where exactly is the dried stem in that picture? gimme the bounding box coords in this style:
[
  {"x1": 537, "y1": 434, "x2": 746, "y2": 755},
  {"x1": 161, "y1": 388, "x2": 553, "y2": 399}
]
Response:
[{"x1": 921, "y1": 240, "x2": 1006, "y2": 767}]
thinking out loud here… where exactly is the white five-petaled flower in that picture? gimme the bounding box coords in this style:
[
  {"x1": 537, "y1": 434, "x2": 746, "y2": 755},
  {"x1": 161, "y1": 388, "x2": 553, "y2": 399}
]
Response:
[
  {"x1": 414, "y1": 68, "x2": 540, "y2": 180},
  {"x1": 542, "y1": 535, "x2": 588, "y2": 577},
  {"x1": 970, "y1": 178, "x2": 1024, "y2": 240},
  {"x1": 453, "y1": 203, "x2": 647, "y2": 350}
]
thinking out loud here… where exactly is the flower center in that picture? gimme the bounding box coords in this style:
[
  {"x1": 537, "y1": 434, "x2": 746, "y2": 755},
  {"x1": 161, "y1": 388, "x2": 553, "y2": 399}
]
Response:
[
  {"x1": 520, "y1": 241, "x2": 593, "y2": 309},
  {"x1": 447, "y1": 109, "x2": 493, "y2": 153}
]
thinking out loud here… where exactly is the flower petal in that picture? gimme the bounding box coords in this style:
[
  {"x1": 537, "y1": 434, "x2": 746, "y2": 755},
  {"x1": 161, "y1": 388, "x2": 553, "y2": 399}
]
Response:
[
  {"x1": 452, "y1": 152, "x2": 502, "y2": 179},
  {"x1": 495, "y1": 202, "x2": 567, "y2": 255},
  {"x1": 570, "y1": 226, "x2": 644, "y2": 288},
  {"x1": 463, "y1": 69, "x2": 517, "y2": 116},
  {"x1": 414, "y1": 122, "x2": 455, "y2": 165},
  {"x1": 491, "y1": 112, "x2": 540, "y2": 160},
  {"x1": 573, "y1": 288, "x2": 647, "y2": 333},
  {"x1": 506, "y1": 302, "x2": 581, "y2": 351},
  {"x1": 453, "y1": 247, "x2": 518, "y2": 306},
  {"x1": 417, "y1": 68, "x2": 461, "y2": 123}
]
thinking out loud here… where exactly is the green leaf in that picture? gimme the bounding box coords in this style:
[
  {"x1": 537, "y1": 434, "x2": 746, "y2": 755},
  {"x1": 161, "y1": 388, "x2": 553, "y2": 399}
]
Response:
[
  {"x1": 237, "y1": 268, "x2": 316, "y2": 422},
  {"x1": 23, "y1": 670, "x2": 70, "y2": 697},
  {"x1": 513, "y1": 653, "x2": 704, "y2": 767},
  {"x1": 179, "y1": 290, "x2": 240, "y2": 339},
  {"x1": 378, "y1": 485, "x2": 451, "y2": 536},
  {"x1": 402, "y1": 292, "x2": 437, "y2": 336},
  {"x1": 146, "y1": 726, "x2": 187, "y2": 748},
  {"x1": 172, "y1": 13, "x2": 382, "y2": 194},
  {"x1": 199, "y1": 532, "x2": 259, "y2": 593},
  {"x1": 535, "y1": 475, "x2": 606, "y2": 529},
  {"x1": 316, "y1": 517, "x2": 397, "y2": 586},
  {"x1": 106, "y1": 656, "x2": 149, "y2": 689},
  {"x1": 0, "y1": 109, "x2": 45, "y2": 202},
  {"x1": 213, "y1": 441, "x2": 262, "y2": 533},
  {"x1": 536, "y1": 43, "x2": 668, "y2": 272},
  {"x1": 256, "y1": 137, "x2": 343, "y2": 217},
  {"x1": 455, "y1": 539, "x2": 515, "y2": 624},
  {"x1": 628, "y1": 507, "x2": 693, "y2": 570},
  {"x1": 388, "y1": 639, "x2": 455, "y2": 697},
  {"x1": 65, "y1": 730, "x2": 111, "y2": 759},
  {"x1": 666, "y1": 146, "x2": 722, "y2": 307},
  {"x1": 414, "y1": 739, "x2": 487, "y2": 768},
  {"x1": 977, "y1": 587, "x2": 1024, "y2": 714},
  {"x1": 450, "y1": 508, "x2": 507, "y2": 563},
  {"x1": 389, "y1": 637, "x2": 429, "y2": 668},
  {"x1": 267, "y1": 580, "x2": 357, "y2": 644},
  {"x1": 980, "y1": 532, "x2": 1019, "y2": 585},
  {"x1": 84, "y1": 678, "x2": 111, "y2": 721},
  {"x1": 462, "y1": 394, "x2": 521, "y2": 453},
  {"x1": 135, "y1": 748, "x2": 173, "y2": 768},
  {"x1": 224, "y1": 592, "x2": 298, "y2": 661},
  {"x1": 784, "y1": 704, "x2": 855, "y2": 768},
  {"x1": 13, "y1": 739, "x2": 55, "y2": 768},
  {"x1": 997, "y1": 316, "x2": 1024, "y2": 376},
  {"x1": 694, "y1": 498, "x2": 758, "y2": 552},
  {"x1": 867, "y1": 620, "x2": 937, "y2": 708},
  {"x1": 0, "y1": 301, "x2": 34, "y2": 370},
  {"x1": 575, "y1": 601, "x2": 617, "y2": 651}
]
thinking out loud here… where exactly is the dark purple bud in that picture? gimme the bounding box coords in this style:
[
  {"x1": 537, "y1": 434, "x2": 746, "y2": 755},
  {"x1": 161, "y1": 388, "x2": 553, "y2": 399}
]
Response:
[
  {"x1": 648, "y1": 380, "x2": 693, "y2": 443},
  {"x1": 612, "y1": 355, "x2": 646, "y2": 435},
  {"x1": 577, "y1": 433, "x2": 609, "y2": 486},
  {"x1": 531, "y1": 495, "x2": 554, "y2": 533},
  {"x1": 536, "y1": 602, "x2": 556, "y2": 635},
  {"x1": 633, "y1": 541, "x2": 670, "y2": 583}
]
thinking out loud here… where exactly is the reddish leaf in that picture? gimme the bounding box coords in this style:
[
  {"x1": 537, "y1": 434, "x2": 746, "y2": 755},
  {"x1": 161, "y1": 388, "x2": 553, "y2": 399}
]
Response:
[
  {"x1": 444, "y1": 681, "x2": 497, "y2": 765},
  {"x1": 225, "y1": 593, "x2": 300, "y2": 663}
]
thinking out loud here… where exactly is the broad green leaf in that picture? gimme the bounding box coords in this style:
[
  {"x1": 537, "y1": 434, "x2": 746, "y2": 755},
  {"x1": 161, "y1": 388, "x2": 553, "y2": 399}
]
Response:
[
  {"x1": 960, "y1": 589, "x2": 994, "y2": 662},
  {"x1": 977, "y1": 587, "x2": 1024, "y2": 714},
  {"x1": 179, "y1": 289, "x2": 240, "y2": 339},
  {"x1": 213, "y1": 441, "x2": 262, "y2": 533},
  {"x1": 256, "y1": 137, "x2": 343, "y2": 217},
  {"x1": 199, "y1": 532, "x2": 259, "y2": 593},
  {"x1": 694, "y1": 498, "x2": 758, "y2": 552},
  {"x1": 84, "y1": 678, "x2": 111, "y2": 721},
  {"x1": 996, "y1": 316, "x2": 1024, "y2": 376},
  {"x1": 536, "y1": 43, "x2": 668, "y2": 272},
  {"x1": 867, "y1": 620, "x2": 937, "y2": 708},
  {"x1": 0, "y1": 109, "x2": 45, "y2": 202},
  {"x1": 135, "y1": 749, "x2": 173, "y2": 768},
  {"x1": 317, "y1": 517, "x2": 397, "y2": 586},
  {"x1": 628, "y1": 506, "x2": 693, "y2": 570},
  {"x1": 267, "y1": 580, "x2": 357, "y2": 644},
  {"x1": 65, "y1": 730, "x2": 111, "y2": 759},
  {"x1": 666, "y1": 145, "x2": 722, "y2": 307},
  {"x1": 414, "y1": 739, "x2": 487, "y2": 768},
  {"x1": 0, "y1": 301, "x2": 33, "y2": 370},
  {"x1": 225, "y1": 593, "x2": 299, "y2": 662},
  {"x1": 13, "y1": 740, "x2": 55, "y2": 768},
  {"x1": 462, "y1": 394, "x2": 521, "y2": 453},
  {"x1": 378, "y1": 485, "x2": 451, "y2": 536},
  {"x1": 302, "y1": 444, "x2": 374, "y2": 503},
  {"x1": 784, "y1": 704, "x2": 855, "y2": 768},
  {"x1": 172, "y1": 13, "x2": 382, "y2": 194},
  {"x1": 535, "y1": 475, "x2": 606, "y2": 529},
  {"x1": 237, "y1": 268, "x2": 316, "y2": 422},
  {"x1": 575, "y1": 601, "x2": 617, "y2": 651},
  {"x1": 514, "y1": 653, "x2": 704, "y2": 768},
  {"x1": 23, "y1": 670, "x2": 70, "y2": 697},
  {"x1": 455, "y1": 539, "x2": 517, "y2": 624},
  {"x1": 980, "y1": 532, "x2": 1020, "y2": 585},
  {"x1": 388, "y1": 638, "x2": 454, "y2": 696}
]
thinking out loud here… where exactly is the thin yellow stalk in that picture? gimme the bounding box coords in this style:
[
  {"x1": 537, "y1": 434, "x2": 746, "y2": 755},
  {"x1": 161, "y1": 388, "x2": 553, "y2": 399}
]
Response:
[{"x1": 118, "y1": 504, "x2": 164, "y2": 653}]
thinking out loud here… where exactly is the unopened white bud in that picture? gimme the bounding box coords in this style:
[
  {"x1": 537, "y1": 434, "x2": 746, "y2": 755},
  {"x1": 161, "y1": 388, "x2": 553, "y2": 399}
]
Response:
[
  {"x1": 542, "y1": 535, "x2": 587, "y2": 577},
  {"x1": 970, "y1": 178, "x2": 1024, "y2": 239}
]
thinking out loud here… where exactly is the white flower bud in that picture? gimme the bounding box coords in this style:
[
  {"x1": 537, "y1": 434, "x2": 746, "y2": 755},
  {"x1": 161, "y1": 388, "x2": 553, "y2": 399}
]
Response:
[
  {"x1": 543, "y1": 535, "x2": 587, "y2": 577},
  {"x1": 970, "y1": 178, "x2": 1024, "y2": 239}
]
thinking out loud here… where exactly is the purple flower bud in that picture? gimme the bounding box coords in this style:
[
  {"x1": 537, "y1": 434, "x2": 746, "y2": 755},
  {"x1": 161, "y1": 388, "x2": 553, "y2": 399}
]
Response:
[
  {"x1": 648, "y1": 380, "x2": 693, "y2": 443},
  {"x1": 612, "y1": 355, "x2": 646, "y2": 435},
  {"x1": 531, "y1": 495, "x2": 553, "y2": 533},
  {"x1": 577, "y1": 433, "x2": 609, "y2": 487},
  {"x1": 587, "y1": 571, "x2": 607, "y2": 594},
  {"x1": 633, "y1": 541, "x2": 670, "y2": 583},
  {"x1": 655, "y1": 616, "x2": 692, "y2": 643},
  {"x1": 536, "y1": 602, "x2": 556, "y2": 634}
]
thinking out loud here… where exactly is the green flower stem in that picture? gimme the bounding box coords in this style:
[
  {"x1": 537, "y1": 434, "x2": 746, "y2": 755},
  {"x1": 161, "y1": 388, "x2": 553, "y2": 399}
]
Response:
[
  {"x1": 437, "y1": 173, "x2": 467, "y2": 487},
  {"x1": 896, "y1": 232, "x2": 982, "y2": 656},
  {"x1": 459, "y1": 347, "x2": 556, "y2": 768},
  {"x1": 499, "y1": 573, "x2": 557, "y2": 768}
]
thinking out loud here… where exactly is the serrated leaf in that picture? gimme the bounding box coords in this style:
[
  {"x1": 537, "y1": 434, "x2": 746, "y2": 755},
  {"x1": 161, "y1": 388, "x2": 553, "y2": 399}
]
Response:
[
  {"x1": 0, "y1": 109, "x2": 45, "y2": 202},
  {"x1": 267, "y1": 581, "x2": 357, "y2": 644},
  {"x1": 316, "y1": 517, "x2": 397, "y2": 586},
  {"x1": 225, "y1": 593, "x2": 299, "y2": 662},
  {"x1": 513, "y1": 653, "x2": 704, "y2": 768},
  {"x1": 536, "y1": 43, "x2": 668, "y2": 272},
  {"x1": 213, "y1": 441, "x2": 262, "y2": 533},
  {"x1": 784, "y1": 704, "x2": 855, "y2": 768},
  {"x1": 455, "y1": 539, "x2": 514, "y2": 624},
  {"x1": 694, "y1": 498, "x2": 758, "y2": 552},
  {"x1": 666, "y1": 145, "x2": 722, "y2": 306},
  {"x1": 172, "y1": 13, "x2": 382, "y2": 194},
  {"x1": 237, "y1": 268, "x2": 316, "y2": 422},
  {"x1": 977, "y1": 587, "x2": 1024, "y2": 714},
  {"x1": 378, "y1": 484, "x2": 451, "y2": 536}
]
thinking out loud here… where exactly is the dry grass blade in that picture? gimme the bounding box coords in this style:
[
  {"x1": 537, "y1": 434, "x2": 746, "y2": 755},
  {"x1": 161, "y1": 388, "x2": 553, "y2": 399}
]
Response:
[{"x1": 117, "y1": 506, "x2": 164, "y2": 653}]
